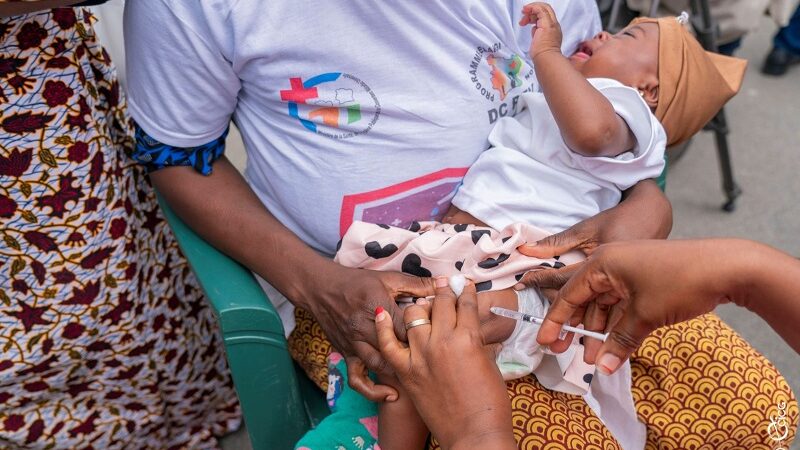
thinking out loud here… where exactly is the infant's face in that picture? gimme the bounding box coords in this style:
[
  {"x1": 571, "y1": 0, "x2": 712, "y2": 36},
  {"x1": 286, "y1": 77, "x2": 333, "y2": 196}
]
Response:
[{"x1": 569, "y1": 23, "x2": 659, "y2": 91}]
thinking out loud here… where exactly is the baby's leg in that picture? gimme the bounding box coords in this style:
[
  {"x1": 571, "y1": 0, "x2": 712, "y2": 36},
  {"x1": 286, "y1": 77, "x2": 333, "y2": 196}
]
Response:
[
  {"x1": 477, "y1": 288, "x2": 520, "y2": 344},
  {"x1": 377, "y1": 374, "x2": 429, "y2": 450}
]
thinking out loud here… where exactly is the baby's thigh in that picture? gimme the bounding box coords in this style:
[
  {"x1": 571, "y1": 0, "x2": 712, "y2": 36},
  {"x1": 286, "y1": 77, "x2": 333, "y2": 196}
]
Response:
[{"x1": 477, "y1": 288, "x2": 519, "y2": 344}]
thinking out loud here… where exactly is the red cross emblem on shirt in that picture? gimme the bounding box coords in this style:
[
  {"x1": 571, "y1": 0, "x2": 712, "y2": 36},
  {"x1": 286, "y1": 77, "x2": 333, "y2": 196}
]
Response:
[{"x1": 279, "y1": 77, "x2": 318, "y2": 104}]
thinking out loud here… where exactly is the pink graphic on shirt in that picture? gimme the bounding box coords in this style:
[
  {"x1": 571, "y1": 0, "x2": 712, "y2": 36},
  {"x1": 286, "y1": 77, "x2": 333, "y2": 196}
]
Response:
[{"x1": 339, "y1": 168, "x2": 468, "y2": 237}]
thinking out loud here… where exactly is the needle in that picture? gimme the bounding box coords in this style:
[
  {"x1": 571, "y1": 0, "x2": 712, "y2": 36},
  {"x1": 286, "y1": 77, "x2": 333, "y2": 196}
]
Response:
[{"x1": 490, "y1": 306, "x2": 609, "y2": 342}]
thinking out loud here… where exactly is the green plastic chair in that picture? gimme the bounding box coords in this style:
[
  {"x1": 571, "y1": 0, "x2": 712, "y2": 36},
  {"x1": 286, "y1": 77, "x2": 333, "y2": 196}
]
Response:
[
  {"x1": 155, "y1": 194, "x2": 329, "y2": 450},
  {"x1": 154, "y1": 165, "x2": 666, "y2": 450}
]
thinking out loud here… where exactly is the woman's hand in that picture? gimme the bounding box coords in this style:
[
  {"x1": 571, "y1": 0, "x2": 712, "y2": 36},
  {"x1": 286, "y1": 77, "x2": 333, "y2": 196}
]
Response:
[
  {"x1": 297, "y1": 264, "x2": 435, "y2": 402},
  {"x1": 516, "y1": 179, "x2": 672, "y2": 288},
  {"x1": 536, "y1": 239, "x2": 764, "y2": 374},
  {"x1": 152, "y1": 160, "x2": 435, "y2": 402},
  {"x1": 520, "y1": 2, "x2": 563, "y2": 59},
  {"x1": 375, "y1": 277, "x2": 516, "y2": 450},
  {"x1": 510, "y1": 180, "x2": 671, "y2": 352}
]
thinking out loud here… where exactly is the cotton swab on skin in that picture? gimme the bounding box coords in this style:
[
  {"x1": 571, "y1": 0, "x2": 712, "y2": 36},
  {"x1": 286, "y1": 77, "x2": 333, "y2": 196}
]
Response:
[{"x1": 449, "y1": 274, "x2": 466, "y2": 297}]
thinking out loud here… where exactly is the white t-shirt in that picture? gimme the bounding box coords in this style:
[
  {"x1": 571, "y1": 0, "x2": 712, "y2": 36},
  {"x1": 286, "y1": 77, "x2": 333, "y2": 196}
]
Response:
[
  {"x1": 124, "y1": 0, "x2": 601, "y2": 255},
  {"x1": 452, "y1": 78, "x2": 666, "y2": 233}
]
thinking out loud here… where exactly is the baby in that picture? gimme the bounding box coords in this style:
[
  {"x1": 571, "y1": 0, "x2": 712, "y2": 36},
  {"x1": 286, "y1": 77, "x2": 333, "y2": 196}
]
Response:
[{"x1": 298, "y1": 4, "x2": 747, "y2": 450}]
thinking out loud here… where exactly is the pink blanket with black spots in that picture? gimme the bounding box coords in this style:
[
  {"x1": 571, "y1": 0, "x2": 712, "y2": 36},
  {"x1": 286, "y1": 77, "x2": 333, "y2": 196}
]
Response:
[{"x1": 334, "y1": 220, "x2": 584, "y2": 291}]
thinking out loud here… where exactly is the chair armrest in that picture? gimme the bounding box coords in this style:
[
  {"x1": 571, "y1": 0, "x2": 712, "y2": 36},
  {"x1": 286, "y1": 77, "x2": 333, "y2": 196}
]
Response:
[
  {"x1": 155, "y1": 193, "x2": 285, "y2": 335},
  {"x1": 155, "y1": 192, "x2": 311, "y2": 449}
]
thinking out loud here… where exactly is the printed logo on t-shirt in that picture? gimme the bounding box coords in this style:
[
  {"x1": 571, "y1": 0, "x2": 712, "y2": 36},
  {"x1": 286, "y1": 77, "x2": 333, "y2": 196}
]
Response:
[
  {"x1": 468, "y1": 43, "x2": 535, "y2": 124},
  {"x1": 339, "y1": 168, "x2": 468, "y2": 237},
  {"x1": 279, "y1": 72, "x2": 381, "y2": 139}
]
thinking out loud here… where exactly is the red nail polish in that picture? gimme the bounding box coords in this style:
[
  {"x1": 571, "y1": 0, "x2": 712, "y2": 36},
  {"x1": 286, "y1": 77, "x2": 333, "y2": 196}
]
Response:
[{"x1": 375, "y1": 306, "x2": 385, "y2": 316}]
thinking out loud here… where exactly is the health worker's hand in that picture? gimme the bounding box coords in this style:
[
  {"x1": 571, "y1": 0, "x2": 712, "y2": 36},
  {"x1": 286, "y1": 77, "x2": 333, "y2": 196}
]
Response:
[
  {"x1": 512, "y1": 180, "x2": 671, "y2": 353},
  {"x1": 536, "y1": 240, "x2": 744, "y2": 374},
  {"x1": 375, "y1": 277, "x2": 516, "y2": 450},
  {"x1": 299, "y1": 265, "x2": 435, "y2": 402}
]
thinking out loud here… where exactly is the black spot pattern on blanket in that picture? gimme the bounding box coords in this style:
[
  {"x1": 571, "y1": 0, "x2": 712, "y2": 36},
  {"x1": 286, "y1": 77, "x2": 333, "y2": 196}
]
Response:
[
  {"x1": 471, "y1": 229, "x2": 491, "y2": 244},
  {"x1": 454, "y1": 224, "x2": 468, "y2": 232},
  {"x1": 364, "y1": 241, "x2": 398, "y2": 259},
  {"x1": 401, "y1": 253, "x2": 432, "y2": 277},
  {"x1": 478, "y1": 253, "x2": 510, "y2": 269},
  {"x1": 455, "y1": 261, "x2": 464, "y2": 271},
  {"x1": 553, "y1": 261, "x2": 566, "y2": 269},
  {"x1": 408, "y1": 221, "x2": 421, "y2": 232},
  {"x1": 475, "y1": 280, "x2": 492, "y2": 292},
  {"x1": 515, "y1": 273, "x2": 525, "y2": 281},
  {"x1": 376, "y1": 223, "x2": 391, "y2": 229},
  {"x1": 502, "y1": 236, "x2": 512, "y2": 243}
]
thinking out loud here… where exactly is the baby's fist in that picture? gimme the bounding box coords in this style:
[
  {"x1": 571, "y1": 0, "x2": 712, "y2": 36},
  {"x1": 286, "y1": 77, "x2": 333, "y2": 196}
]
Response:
[{"x1": 520, "y1": 2, "x2": 563, "y2": 59}]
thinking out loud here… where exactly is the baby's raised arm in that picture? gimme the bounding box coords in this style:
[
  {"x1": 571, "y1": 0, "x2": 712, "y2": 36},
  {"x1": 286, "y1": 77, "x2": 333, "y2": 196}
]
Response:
[{"x1": 521, "y1": 3, "x2": 635, "y2": 157}]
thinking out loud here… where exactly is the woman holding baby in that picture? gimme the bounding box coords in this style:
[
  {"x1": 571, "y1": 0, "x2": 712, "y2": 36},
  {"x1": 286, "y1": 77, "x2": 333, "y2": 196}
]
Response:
[{"x1": 122, "y1": 0, "x2": 797, "y2": 449}]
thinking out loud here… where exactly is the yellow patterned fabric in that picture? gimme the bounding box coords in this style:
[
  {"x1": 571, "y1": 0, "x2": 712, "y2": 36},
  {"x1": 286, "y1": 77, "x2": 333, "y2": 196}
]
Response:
[
  {"x1": 288, "y1": 310, "x2": 798, "y2": 449},
  {"x1": 631, "y1": 313, "x2": 797, "y2": 450},
  {"x1": 288, "y1": 308, "x2": 334, "y2": 390},
  {"x1": 428, "y1": 374, "x2": 623, "y2": 449}
]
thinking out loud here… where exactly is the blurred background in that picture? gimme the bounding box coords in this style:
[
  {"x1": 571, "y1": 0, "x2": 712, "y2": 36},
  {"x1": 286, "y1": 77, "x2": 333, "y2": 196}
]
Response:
[{"x1": 91, "y1": 1, "x2": 799, "y2": 448}]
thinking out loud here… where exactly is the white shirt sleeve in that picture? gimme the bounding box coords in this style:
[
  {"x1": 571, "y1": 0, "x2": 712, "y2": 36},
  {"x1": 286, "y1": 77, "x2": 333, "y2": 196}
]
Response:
[
  {"x1": 123, "y1": 1, "x2": 240, "y2": 147},
  {"x1": 567, "y1": 78, "x2": 667, "y2": 191}
]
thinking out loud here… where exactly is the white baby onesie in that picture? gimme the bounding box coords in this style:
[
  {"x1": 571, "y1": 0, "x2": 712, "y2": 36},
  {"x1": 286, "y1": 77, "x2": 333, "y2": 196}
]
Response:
[{"x1": 452, "y1": 77, "x2": 666, "y2": 450}]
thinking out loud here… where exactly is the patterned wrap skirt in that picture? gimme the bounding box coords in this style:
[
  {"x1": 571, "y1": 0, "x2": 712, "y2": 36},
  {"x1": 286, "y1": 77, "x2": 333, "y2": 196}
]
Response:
[
  {"x1": 291, "y1": 310, "x2": 799, "y2": 450},
  {"x1": 0, "y1": 9, "x2": 240, "y2": 449}
]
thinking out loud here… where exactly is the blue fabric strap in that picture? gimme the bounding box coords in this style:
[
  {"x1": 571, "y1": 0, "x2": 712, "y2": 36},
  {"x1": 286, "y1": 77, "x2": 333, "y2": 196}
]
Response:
[{"x1": 132, "y1": 123, "x2": 228, "y2": 176}]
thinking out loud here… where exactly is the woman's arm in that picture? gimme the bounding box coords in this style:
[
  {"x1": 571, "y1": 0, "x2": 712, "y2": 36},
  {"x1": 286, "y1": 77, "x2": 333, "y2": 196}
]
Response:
[
  {"x1": 537, "y1": 239, "x2": 800, "y2": 374},
  {"x1": 152, "y1": 159, "x2": 434, "y2": 401},
  {"x1": 0, "y1": 1, "x2": 82, "y2": 17},
  {"x1": 521, "y1": 3, "x2": 635, "y2": 157}
]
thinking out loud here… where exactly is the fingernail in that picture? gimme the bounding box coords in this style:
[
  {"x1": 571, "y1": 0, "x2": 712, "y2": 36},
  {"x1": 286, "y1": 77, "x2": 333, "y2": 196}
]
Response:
[
  {"x1": 416, "y1": 299, "x2": 430, "y2": 306},
  {"x1": 435, "y1": 276, "x2": 449, "y2": 288},
  {"x1": 514, "y1": 283, "x2": 525, "y2": 291},
  {"x1": 375, "y1": 311, "x2": 387, "y2": 322},
  {"x1": 385, "y1": 394, "x2": 397, "y2": 402},
  {"x1": 597, "y1": 353, "x2": 622, "y2": 375},
  {"x1": 375, "y1": 306, "x2": 385, "y2": 316}
]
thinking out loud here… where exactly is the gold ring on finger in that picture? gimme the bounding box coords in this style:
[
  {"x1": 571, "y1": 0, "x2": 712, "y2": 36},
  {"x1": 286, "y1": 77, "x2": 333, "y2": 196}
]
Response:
[{"x1": 405, "y1": 318, "x2": 432, "y2": 331}]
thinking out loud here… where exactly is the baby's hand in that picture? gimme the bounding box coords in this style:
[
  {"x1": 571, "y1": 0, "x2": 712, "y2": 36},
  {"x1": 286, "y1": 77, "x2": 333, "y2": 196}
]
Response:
[
  {"x1": 520, "y1": 2, "x2": 563, "y2": 59},
  {"x1": 346, "y1": 356, "x2": 399, "y2": 402}
]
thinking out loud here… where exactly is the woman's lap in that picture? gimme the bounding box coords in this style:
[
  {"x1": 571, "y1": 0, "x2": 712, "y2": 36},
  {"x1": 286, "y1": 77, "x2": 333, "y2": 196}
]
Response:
[{"x1": 289, "y1": 309, "x2": 797, "y2": 449}]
